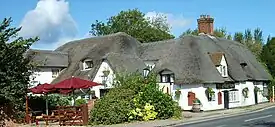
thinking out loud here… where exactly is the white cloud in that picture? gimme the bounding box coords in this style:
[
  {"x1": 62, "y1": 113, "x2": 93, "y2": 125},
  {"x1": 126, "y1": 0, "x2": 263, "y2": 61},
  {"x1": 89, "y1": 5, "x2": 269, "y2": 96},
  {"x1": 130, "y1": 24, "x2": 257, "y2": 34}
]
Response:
[
  {"x1": 145, "y1": 11, "x2": 191, "y2": 29},
  {"x1": 18, "y1": 0, "x2": 78, "y2": 49}
]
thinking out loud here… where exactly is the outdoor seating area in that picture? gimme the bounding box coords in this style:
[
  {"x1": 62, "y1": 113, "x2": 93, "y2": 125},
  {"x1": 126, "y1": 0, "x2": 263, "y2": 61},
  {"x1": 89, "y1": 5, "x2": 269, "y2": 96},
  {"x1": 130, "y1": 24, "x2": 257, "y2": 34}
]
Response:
[
  {"x1": 25, "y1": 76, "x2": 100, "y2": 126},
  {"x1": 37, "y1": 105, "x2": 89, "y2": 126}
]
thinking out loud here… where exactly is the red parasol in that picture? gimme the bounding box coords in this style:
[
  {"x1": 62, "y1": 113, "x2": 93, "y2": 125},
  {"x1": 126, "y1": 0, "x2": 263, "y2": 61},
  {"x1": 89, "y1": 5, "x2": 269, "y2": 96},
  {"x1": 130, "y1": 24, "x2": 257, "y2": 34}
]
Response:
[
  {"x1": 29, "y1": 83, "x2": 55, "y2": 94},
  {"x1": 52, "y1": 77, "x2": 100, "y2": 89}
]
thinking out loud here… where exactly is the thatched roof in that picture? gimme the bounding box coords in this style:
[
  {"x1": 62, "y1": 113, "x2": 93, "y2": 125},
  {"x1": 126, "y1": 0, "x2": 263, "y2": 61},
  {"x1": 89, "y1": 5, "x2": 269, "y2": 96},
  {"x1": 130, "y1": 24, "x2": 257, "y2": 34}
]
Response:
[
  {"x1": 209, "y1": 52, "x2": 224, "y2": 66},
  {"x1": 30, "y1": 32, "x2": 271, "y2": 84},
  {"x1": 26, "y1": 49, "x2": 68, "y2": 67}
]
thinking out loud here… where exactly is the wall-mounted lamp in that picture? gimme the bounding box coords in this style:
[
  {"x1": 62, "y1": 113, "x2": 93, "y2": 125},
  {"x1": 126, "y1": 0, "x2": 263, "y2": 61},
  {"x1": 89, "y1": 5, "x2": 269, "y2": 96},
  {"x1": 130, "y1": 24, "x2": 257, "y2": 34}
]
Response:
[
  {"x1": 102, "y1": 69, "x2": 110, "y2": 87},
  {"x1": 143, "y1": 66, "x2": 150, "y2": 78}
]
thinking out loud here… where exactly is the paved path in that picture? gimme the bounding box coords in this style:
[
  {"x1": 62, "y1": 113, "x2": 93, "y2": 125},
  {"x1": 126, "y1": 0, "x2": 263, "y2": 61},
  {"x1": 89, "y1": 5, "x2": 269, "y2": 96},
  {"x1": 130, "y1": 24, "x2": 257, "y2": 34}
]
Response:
[{"x1": 177, "y1": 106, "x2": 275, "y2": 127}]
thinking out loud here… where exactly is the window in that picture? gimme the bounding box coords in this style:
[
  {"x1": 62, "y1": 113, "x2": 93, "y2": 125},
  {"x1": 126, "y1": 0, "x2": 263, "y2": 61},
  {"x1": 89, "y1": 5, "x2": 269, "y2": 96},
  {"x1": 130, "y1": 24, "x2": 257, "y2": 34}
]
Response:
[
  {"x1": 263, "y1": 83, "x2": 268, "y2": 97},
  {"x1": 159, "y1": 69, "x2": 174, "y2": 83},
  {"x1": 229, "y1": 91, "x2": 239, "y2": 102},
  {"x1": 161, "y1": 74, "x2": 170, "y2": 82},
  {"x1": 52, "y1": 69, "x2": 60, "y2": 78},
  {"x1": 160, "y1": 74, "x2": 174, "y2": 83},
  {"x1": 223, "y1": 66, "x2": 226, "y2": 76},
  {"x1": 83, "y1": 60, "x2": 93, "y2": 70}
]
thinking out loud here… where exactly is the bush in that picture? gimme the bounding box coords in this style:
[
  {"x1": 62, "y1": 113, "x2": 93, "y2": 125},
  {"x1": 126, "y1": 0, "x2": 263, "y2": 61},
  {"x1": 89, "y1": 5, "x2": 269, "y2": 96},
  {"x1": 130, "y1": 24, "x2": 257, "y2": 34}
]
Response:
[
  {"x1": 47, "y1": 94, "x2": 71, "y2": 107},
  {"x1": 132, "y1": 82, "x2": 181, "y2": 120},
  {"x1": 75, "y1": 98, "x2": 86, "y2": 106},
  {"x1": 89, "y1": 72, "x2": 181, "y2": 125},
  {"x1": 89, "y1": 88, "x2": 136, "y2": 125}
]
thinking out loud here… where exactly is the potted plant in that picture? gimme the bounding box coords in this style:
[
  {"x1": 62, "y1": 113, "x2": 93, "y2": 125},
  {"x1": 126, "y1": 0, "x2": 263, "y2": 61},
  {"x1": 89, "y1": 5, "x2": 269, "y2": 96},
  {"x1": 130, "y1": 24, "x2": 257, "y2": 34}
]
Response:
[
  {"x1": 175, "y1": 88, "x2": 181, "y2": 101},
  {"x1": 242, "y1": 87, "x2": 249, "y2": 98},
  {"x1": 192, "y1": 98, "x2": 201, "y2": 112}
]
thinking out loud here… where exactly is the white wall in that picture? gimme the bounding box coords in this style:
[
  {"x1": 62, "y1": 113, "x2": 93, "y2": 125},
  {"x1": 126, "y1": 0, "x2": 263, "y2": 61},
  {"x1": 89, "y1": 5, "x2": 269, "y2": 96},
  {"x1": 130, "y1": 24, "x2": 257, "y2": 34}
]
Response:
[
  {"x1": 254, "y1": 82, "x2": 269, "y2": 103},
  {"x1": 171, "y1": 83, "x2": 225, "y2": 111},
  {"x1": 91, "y1": 60, "x2": 115, "y2": 98},
  {"x1": 29, "y1": 67, "x2": 63, "y2": 88},
  {"x1": 158, "y1": 83, "x2": 172, "y2": 94},
  {"x1": 170, "y1": 81, "x2": 268, "y2": 111}
]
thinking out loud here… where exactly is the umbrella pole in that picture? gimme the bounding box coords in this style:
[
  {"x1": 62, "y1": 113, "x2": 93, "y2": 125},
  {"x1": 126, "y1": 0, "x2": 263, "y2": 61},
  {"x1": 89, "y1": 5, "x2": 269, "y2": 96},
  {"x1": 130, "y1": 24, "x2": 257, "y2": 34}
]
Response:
[
  {"x1": 73, "y1": 89, "x2": 75, "y2": 106},
  {"x1": 46, "y1": 94, "x2": 49, "y2": 115}
]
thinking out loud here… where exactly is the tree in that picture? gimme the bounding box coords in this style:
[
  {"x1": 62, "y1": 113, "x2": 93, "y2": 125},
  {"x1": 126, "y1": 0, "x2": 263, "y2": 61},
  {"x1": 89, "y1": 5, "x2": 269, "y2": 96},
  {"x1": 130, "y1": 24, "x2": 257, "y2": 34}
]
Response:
[
  {"x1": 233, "y1": 32, "x2": 244, "y2": 43},
  {"x1": 0, "y1": 18, "x2": 38, "y2": 119},
  {"x1": 90, "y1": 9, "x2": 174, "y2": 43},
  {"x1": 179, "y1": 27, "x2": 229, "y2": 38},
  {"x1": 179, "y1": 28, "x2": 199, "y2": 37},
  {"x1": 261, "y1": 37, "x2": 275, "y2": 77},
  {"x1": 213, "y1": 27, "x2": 228, "y2": 38},
  {"x1": 243, "y1": 28, "x2": 263, "y2": 59}
]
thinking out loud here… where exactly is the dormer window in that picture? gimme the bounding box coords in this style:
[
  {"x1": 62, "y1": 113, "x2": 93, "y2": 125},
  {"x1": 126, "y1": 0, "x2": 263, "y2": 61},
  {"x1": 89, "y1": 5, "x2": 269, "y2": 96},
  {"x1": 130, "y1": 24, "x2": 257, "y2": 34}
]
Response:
[
  {"x1": 83, "y1": 59, "x2": 93, "y2": 70},
  {"x1": 52, "y1": 69, "x2": 60, "y2": 78},
  {"x1": 159, "y1": 69, "x2": 174, "y2": 83},
  {"x1": 209, "y1": 52, "x2": 228, "y2": 78}
]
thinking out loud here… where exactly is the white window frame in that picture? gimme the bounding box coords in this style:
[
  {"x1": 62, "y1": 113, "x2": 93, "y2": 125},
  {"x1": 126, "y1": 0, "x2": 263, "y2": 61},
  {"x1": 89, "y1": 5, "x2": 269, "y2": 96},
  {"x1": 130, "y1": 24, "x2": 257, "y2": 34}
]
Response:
[
  {"x1": 83, "y1": 60, "x2": 93, "y2": 70},
  {"x1": 161, "y1": 74, "x2": 170, "y2": 83},
  {"x1": 223, "y1": 66, "x2": 226, "y2": 76},
  {"x1": 52, "y1": 69, "x2": 60, "y2": 78},
  {"x1": 229, "y1": 91, "x2": 239, "y2": 103}
]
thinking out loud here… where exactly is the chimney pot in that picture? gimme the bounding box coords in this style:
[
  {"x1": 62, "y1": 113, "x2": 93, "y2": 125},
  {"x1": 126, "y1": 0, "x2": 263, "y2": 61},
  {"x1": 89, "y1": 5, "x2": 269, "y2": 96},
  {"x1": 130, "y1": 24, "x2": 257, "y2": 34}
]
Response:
[{"x1": 197, "y1": 14, "x2": 214, "y2": 35}]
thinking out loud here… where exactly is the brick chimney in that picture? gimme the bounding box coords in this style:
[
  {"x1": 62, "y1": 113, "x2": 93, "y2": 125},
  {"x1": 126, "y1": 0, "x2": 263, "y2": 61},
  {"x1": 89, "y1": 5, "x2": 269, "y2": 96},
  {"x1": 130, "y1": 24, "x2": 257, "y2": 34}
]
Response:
[{"x1": 197, "y1": 15, "x2": 214, "y2": 35}]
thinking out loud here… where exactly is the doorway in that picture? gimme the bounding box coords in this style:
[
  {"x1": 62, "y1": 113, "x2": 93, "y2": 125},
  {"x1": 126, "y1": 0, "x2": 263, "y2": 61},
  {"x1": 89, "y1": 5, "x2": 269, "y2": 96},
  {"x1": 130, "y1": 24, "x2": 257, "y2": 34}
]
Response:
[{"x1": 223, "y1": 90, "x2": 229, "y2": 109}]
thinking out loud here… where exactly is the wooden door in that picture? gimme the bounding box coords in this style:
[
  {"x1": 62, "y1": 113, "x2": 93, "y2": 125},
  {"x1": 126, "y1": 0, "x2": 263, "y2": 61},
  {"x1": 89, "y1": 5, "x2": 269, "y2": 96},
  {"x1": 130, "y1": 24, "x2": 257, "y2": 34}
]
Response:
[
  {"x1": 218, "y1": 92, "x2": 222, "y2": 105},
  {"x1": 188, "y1": 92, "x2": 195, "y2": 106}
]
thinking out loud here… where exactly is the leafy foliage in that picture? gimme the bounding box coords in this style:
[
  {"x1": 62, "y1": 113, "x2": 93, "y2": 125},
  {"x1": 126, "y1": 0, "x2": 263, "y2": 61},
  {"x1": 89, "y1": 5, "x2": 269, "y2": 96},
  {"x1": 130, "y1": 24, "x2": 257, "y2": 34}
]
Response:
[
  {"x1": 0, "y1": 17, "x2": 38, "y2": 121},
  {"x1": 89, "y1": 72, "x2": 181, "y2": 125},
  {"x1": 179, "y1": 27, "x2": 229, "y2": 38},
  {"x1": 75, "y1": 98, "x2": 87, "y2": 106},
  {"x1": 261, "y1": 37, "x2": 275, "y2": 77},
  {"x1": 128, "y1": 103, "x2": 158, "y2": 121},
  {"x1": 89, "y1": 88, "x2": 136, "y2": 125},
  {"x1": 90, "y1": 8, "x2": 174, "y2": 43},
  {"x1": 46, "y1": 94, "x2": 71, "y2": 107},
  {"x1": 132, "y1": 83, "x2": 180, "y2": 120}
]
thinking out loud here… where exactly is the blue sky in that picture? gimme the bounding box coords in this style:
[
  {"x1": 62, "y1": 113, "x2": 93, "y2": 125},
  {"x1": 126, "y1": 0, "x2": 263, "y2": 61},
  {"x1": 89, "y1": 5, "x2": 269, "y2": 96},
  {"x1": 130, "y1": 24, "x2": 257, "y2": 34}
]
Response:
[{"x1": 0, "y1": 0, "x2": 274, "y2": 49}]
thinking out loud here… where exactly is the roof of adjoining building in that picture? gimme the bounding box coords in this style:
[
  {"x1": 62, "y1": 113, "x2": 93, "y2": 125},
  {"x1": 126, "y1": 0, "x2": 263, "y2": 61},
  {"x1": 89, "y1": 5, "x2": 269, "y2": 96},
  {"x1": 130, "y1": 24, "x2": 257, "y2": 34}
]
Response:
[
  {"x1": 26, "y1": 49, "x2": 68, "y2": 67},
  {"x1": 29, "y1": 32, "x2": 272, "y2": 84}
]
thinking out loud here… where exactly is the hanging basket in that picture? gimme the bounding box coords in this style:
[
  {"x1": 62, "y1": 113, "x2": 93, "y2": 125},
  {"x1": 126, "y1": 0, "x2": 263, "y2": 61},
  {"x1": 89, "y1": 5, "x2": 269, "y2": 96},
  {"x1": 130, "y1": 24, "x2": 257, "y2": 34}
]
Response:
[
  {"x1": 242, "y1": 87, "x2": 249, "y2": 98},
  {"x1": 254, "y1": 86, "x2": 260, "y2": 93},
  {"x1": 205, "y1": 87, "x2": 215, "y2": 101},
  {"x1": 175, "y1": 89, "x2": 181, "y2": 100}
]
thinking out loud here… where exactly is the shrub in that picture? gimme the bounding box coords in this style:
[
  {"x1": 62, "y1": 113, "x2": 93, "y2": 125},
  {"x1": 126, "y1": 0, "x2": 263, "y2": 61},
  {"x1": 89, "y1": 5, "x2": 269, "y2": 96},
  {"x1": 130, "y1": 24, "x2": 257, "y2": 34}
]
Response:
[
  {"x1": 89, "y1": 88, "x2": 135, "y2": 125},
  {"x1": 47, "y1": 94, "x2": 71, "y2": 107},
  {"x1": 89, "y1": 72, "x2": 182, "y2": 125},
  {"x1": 128, "y1": 103, "x2": 158, "y2": 121},
  {"x1": 132, "y1": 83, "x2": 181, "y2": 120},
  {"x1": 75, "y1": 98, "x2": 86, "y2": 106}
]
